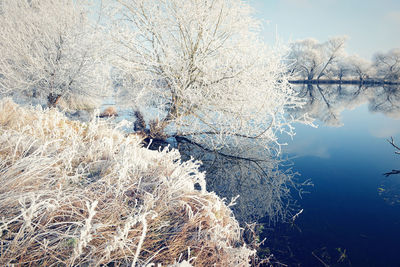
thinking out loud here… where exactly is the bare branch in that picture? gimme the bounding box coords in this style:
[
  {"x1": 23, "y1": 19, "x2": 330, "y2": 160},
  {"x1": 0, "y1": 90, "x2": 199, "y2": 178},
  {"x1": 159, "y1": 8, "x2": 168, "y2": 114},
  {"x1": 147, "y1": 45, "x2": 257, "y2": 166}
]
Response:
[{"x1": 388, "y1": 136, "x2": 400, "y2": 154}]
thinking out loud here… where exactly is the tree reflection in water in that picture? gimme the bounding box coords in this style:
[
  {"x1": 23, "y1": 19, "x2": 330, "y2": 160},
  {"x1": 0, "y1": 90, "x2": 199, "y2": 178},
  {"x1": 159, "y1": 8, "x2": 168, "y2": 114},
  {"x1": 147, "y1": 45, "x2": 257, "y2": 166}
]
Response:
[
  {"x1": 293, "y1": 83, "x2": 400, "y2": 208},
  {"x1": 175, "y1": 84, "x2": 400, "y2": 224},
  {"x1": 176, "y1": 135, "x2": 311, "y2": 224},
  {"x1": 292, "y1": 84, "x2": 400, "y2": 126}
]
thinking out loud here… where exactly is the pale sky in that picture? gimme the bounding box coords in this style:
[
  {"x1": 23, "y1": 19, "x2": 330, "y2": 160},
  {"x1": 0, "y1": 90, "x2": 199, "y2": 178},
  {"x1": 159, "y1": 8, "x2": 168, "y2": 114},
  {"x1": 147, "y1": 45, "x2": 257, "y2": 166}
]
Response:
[{"x1": 249, "y1": 0, "x2": 400, "y2": 60}]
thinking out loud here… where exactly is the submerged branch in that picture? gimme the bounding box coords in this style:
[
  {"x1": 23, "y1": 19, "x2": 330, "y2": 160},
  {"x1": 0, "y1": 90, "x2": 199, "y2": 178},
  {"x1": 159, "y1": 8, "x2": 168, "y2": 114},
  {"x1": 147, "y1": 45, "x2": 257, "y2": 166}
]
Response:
[
  {"x1": 388, "y1": 137, "x2": 400, "y2": 154},
  {"x1": 384, "y1": 137, "x2": 400, "y2": 177},
  {"x1": 384, "y1": 170, "x2": 400, "y2": 177},
  {"x1": 175, "y1": 136, "x2": 264, "y2": 163}
]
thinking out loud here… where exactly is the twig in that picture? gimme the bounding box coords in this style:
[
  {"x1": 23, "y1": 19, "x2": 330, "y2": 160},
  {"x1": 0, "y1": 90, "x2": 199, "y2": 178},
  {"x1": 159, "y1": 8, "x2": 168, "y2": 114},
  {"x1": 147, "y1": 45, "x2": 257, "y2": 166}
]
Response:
[
  {"x1": 175, "y1": 136, "x2": 263, "y2": 162},
  {"x1": 388, "y1": 137, "x2": 400, "y2": 154},
  {"x1": 312, "y1": 251, "x2": 330, "y2": 267},
  {"x1": 291, "y1": 209, "x2": 303, "y2": 223},
  {"x1": 384, "y1": 137, "x2": 400, "y2": 176}
]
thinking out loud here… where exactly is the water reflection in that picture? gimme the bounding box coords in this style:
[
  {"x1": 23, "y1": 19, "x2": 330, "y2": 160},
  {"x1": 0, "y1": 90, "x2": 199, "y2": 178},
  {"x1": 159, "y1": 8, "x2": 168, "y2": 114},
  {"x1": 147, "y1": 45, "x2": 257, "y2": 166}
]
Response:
[
  {"x1": 176, "y1": 84, "x2": 400, "y2": 226},
  {"x1": 176, "y1": 137, "x2": 310, "y2": 224},
  {"x1": 259, "y1": 84, "x2": 400, "y2": 266},
  {"x1": 292, "y1": 84, "x2": 400, "y2": 126}
]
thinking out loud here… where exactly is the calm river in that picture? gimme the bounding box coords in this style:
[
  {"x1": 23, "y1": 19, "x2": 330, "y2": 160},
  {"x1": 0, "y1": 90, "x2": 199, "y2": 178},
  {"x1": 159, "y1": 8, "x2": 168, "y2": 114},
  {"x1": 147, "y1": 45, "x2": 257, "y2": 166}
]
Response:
[{"x1": 259, "y1": 84, "x2": 400, "y2": 266}]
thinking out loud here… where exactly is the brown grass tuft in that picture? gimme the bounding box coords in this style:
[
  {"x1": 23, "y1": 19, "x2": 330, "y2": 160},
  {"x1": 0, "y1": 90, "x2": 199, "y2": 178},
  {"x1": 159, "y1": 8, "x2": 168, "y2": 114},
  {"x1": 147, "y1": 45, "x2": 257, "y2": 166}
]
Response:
[
  {"x1": 99, "y1": 106, "x2": 118, "y2": 118},
  {"x1": 0, "y1": 99, "x2": 254, "y2": 266}
]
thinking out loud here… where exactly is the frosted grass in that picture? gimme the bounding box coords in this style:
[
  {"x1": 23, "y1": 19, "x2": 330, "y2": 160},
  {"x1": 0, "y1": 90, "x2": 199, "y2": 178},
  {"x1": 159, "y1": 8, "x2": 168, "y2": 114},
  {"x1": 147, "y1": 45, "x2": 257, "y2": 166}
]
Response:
[{"x1": 0, "y1": 99, "x2": 254, "y2": 266}]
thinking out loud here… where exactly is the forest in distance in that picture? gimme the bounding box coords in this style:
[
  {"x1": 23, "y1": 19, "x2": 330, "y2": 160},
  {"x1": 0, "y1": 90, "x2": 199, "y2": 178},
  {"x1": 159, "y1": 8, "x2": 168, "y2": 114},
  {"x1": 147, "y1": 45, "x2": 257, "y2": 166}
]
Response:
[{"x1": 287, "y1": 36, "x2": 400, "y2": 85}]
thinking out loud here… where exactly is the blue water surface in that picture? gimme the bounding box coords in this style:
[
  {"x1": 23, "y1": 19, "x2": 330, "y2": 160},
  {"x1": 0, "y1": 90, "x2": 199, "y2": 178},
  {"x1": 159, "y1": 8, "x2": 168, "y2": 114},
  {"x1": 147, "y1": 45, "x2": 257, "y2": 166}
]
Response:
[{"x1": 261, "y1": 85, "x2": 400, "y2": 266}]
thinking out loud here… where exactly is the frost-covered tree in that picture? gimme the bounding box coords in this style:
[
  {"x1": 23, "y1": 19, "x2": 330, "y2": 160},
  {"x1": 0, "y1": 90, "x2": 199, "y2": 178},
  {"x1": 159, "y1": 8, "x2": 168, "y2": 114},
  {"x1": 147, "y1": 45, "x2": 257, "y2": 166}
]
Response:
[
  {"x1": 324, "y1": 58, "x2": 352, "y2": 81},
  {"x1": 0, "y1": 0, "x2": 111, "y2": 108},
  {"x1": 317, "y1": 36, "x2": 347, "y2": 80},
  {"x1": 288, "y1": 36, "x2": 347, "y2": 81},
  {"x1": 108, "y1": 0, "x2": 312, "y2": 222},
  {"x1": 110, "y1": 0, "x2": 311, "y2": 153},
  {"x1": 347, "y1": 54, "x2": 374, "y2": 82},
  {"x1": 288, "y1": 38, "x2": 322, "y2": 80},
  {"x1": 373, "y1": 48, "x2": 400, "y2": 81}
]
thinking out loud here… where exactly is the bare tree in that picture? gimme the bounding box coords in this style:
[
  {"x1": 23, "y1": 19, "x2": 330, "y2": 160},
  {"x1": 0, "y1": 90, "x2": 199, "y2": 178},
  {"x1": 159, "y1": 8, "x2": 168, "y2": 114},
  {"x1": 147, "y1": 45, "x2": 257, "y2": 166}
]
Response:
[
  {"x1": 316, "y1": 36, "x2": 347, "y2": 80},
  {"x1": 374, "y1": 48, "x2": 400, "y2": 82},
  {"x1": 325, "y1": 58, "x2": 352, "y2": 82},
  {"x1": 288, "y1": 38, "x2": 322, "y2": 80},
  {"x1": 288, "y1": 36, "x2": 347, "y2": 81},
  {"x1": 0, "y1": 0, "x2": 112, "y2": 108},
  {"x1": 347, "y1": 54, "x2": 374, "y2": 82}
]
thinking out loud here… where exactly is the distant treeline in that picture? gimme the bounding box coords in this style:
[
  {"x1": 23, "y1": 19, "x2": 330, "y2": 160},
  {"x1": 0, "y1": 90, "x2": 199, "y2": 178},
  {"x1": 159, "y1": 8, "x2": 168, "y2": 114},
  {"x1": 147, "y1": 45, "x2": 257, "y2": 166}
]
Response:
[
  {"x1": 287, "y1": 37, "x2": 400, "y2": 84},
  {"x1": 289, "y1": 79, "x2": 400, "y2": 85}
]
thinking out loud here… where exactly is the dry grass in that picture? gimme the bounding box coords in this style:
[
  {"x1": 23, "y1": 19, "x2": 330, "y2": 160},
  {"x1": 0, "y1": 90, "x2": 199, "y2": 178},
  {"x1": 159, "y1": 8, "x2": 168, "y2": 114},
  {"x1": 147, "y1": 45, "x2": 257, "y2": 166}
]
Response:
[
  {"x1": 57, "y1": 94, "x2": 102, "y2": 112},
  {"x1": 0, "y1": 99, "x2": 254, "y2": 266}
]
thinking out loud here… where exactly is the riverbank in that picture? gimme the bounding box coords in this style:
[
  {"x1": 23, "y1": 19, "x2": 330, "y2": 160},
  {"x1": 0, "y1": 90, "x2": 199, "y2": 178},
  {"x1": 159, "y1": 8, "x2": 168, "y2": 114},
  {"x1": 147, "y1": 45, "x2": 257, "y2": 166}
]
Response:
[
  {"x1": 0, "y1": 99, "x2": 254, "y2": 266},
  {"x1": 289, "y1": 79, "x2": 400, "y2": 85}
]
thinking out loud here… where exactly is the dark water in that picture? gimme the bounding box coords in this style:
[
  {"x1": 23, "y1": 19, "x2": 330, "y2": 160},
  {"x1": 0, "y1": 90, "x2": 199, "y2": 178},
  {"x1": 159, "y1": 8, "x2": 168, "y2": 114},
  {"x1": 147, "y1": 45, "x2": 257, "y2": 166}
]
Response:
[{"x1": 259, "y1": 84, "x2": 400, "y2": 266}]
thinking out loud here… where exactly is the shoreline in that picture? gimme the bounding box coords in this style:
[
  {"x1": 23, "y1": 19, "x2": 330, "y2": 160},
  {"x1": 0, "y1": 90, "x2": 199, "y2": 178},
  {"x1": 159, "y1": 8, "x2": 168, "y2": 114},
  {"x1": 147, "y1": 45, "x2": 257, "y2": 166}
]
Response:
[{"x1": 289, "y1": 79, "x2": 400, "y2": 85}]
